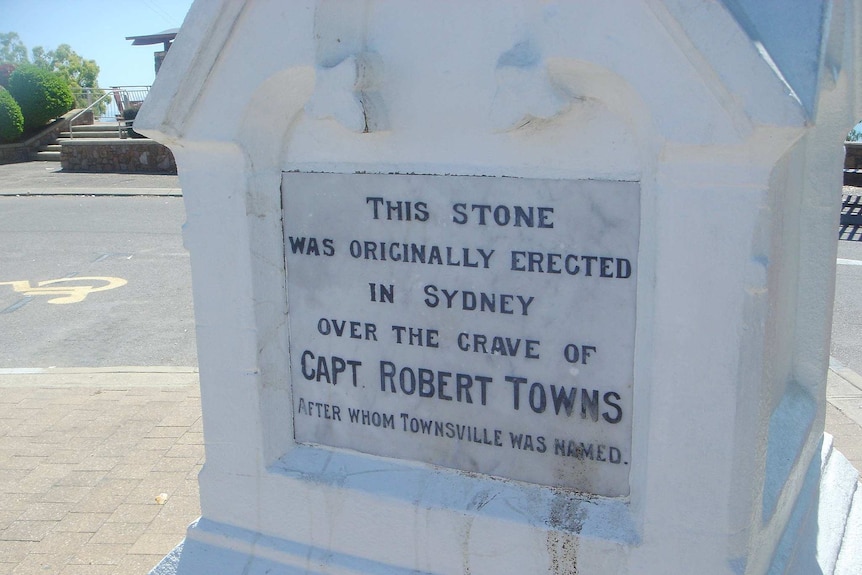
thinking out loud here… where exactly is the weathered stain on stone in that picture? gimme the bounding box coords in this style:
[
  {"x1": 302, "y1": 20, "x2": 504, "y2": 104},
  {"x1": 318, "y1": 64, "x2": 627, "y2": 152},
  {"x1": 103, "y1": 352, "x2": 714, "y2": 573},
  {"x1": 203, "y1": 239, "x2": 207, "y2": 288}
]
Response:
[{"x1": 546, "y1": 493, "x2": 587, "y2": 574}]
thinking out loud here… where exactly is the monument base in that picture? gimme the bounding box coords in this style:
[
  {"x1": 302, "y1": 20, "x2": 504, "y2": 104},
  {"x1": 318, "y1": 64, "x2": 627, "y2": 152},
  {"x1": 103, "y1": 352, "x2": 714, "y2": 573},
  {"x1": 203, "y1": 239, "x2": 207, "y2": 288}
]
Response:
[
  {"x1": 150, "y1": 436, "x2": 860, "y2": 575},
  {"x1": 769, "y1": 436, "x2": 861, "y2": 575}
]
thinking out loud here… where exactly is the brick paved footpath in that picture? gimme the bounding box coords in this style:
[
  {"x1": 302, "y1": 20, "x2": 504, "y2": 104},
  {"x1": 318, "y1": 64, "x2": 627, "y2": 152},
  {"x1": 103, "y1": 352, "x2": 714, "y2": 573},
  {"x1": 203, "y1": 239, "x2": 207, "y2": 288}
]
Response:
[{"x1": 0, "y1": 368, "x2": 201, "y2": 575}]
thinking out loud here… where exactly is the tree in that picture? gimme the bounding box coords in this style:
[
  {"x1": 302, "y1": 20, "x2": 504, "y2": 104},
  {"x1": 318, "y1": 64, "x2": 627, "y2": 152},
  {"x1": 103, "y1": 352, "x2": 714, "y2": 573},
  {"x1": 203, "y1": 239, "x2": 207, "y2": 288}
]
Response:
[
  {"x1": 32, "y1": 44, "x2": 100, "y2": 108},
  {"x1": 0, "y1": 32, "x2": 27, "y2": 65},
  {"x1": 0, "y1": 63, "x2": 15, "y2": 88},
  {"x1": 0, "y1": 33, "x2": 100, "y2": 110},
  {"x1": 8, "y1": 65, "x2": 74, "y2": 131}
]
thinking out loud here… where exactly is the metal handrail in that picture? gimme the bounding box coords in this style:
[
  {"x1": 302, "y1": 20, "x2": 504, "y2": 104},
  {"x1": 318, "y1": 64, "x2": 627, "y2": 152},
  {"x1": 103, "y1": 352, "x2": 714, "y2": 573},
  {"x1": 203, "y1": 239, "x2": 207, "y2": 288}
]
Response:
[
  {"x1": 67, "y1": 86, "x2": 152, "y2": 139},
  {"x1": 68, "y1": 90, "x2": 117, "y2": 139}
]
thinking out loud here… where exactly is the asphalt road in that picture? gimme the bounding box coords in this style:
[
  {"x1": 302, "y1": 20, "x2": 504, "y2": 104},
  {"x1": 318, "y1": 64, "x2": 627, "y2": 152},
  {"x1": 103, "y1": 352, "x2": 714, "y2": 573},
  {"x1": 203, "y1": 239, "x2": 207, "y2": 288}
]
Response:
[{"x1": 0, "y1": 195, "x2": 196, "y2": 368}]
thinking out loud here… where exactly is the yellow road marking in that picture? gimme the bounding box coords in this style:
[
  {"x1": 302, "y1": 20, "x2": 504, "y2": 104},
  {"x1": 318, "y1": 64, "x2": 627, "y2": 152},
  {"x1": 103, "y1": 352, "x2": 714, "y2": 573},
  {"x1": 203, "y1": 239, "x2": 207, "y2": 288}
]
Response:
[{"x1": 0, "y1": 277, "x2": 127, "y2": 304}]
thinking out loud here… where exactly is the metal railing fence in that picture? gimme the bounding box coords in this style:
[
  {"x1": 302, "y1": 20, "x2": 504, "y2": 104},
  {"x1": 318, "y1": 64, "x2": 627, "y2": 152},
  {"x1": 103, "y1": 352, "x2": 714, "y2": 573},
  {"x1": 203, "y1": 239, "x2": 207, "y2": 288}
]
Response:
[{"x1": 68, "y1": 86, "x2": 151, "y2": 138}]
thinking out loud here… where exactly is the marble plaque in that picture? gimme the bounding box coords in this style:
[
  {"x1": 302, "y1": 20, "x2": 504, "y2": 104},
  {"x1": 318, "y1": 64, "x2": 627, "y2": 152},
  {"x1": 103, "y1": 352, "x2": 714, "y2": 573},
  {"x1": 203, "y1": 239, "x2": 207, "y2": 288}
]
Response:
[{"x1": 283, "y1": 172, "x2": 639, "y2": 496}]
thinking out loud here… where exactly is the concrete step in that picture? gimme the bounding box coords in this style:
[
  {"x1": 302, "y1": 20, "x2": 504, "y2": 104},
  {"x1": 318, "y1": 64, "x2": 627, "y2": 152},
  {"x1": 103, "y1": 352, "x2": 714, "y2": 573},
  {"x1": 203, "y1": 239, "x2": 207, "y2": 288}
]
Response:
[
  {"x1": 35, "y1": 151, "x2": 61, "y2": 161},
  {"x1": 815, "y1": 439, "x2": 860, "y2": 575},
  {"x1": 834, "y1": 482, "x2": 862, "y2": 575},
  {"x1": 71, "y1": 123, "x2": 122, "y2": 132},
  {"x1": 42, "y1": 144, "x2": 62, "y2": 152},
  {"x1": 61, "y1": 130, "x2": 121, "y2": 139},
  {"x1": 769, "y1": 435, "x2": 862, "y2": 574},
  {"x1": 60, "y1": 137, "x2": 131, "y2": 143}
]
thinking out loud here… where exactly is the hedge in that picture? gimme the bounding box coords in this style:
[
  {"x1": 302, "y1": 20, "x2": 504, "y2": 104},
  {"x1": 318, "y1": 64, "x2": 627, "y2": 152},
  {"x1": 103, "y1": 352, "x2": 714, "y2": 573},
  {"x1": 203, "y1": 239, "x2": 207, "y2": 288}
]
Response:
[
  {"x1": 0, "y1": 63, "x2": 14, "y2": 89},
  {"x1": 8, "y1": 65, "x2": 74, "y2": 131},
  {"x1": 0, "y1": 86, "x2": 23, "y2": 143}
]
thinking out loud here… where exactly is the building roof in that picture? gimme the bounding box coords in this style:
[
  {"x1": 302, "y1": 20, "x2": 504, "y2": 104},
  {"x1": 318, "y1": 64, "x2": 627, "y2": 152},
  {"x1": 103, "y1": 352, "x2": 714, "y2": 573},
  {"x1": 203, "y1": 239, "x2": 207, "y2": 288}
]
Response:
[{"x1": 126, "y1": 29, "x2": 179, "y2": 47}]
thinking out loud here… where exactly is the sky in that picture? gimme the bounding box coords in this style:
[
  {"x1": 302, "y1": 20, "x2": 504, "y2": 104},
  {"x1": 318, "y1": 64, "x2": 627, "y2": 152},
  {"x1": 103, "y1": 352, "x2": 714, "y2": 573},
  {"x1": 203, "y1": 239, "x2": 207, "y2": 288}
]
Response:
[{"x1": 1, "y1": 0, "x2": 195, "y2": 88}]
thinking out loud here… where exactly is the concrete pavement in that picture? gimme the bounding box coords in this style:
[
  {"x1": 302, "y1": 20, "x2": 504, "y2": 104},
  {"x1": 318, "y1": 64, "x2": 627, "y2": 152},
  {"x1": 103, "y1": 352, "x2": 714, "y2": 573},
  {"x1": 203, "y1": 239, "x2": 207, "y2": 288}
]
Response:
[
  {"x1": 0, "y1": 161, "x2": 860, "y2": 573},
  {"x1": 0, "y1": 162, "x2": 181, "y2": 197}
]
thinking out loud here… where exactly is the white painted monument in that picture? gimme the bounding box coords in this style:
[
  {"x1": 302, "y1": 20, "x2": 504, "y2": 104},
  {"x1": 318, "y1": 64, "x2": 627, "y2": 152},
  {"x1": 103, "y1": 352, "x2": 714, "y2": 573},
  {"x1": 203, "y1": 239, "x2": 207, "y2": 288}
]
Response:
[{"x1": 139, "y1": 1, "x2": 862, "y2": 573}]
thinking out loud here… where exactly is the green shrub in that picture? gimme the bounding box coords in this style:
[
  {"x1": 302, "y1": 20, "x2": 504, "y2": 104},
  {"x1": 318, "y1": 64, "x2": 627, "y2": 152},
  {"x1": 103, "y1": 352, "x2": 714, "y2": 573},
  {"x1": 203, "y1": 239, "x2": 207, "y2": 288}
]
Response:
[
  {"x1": 7, "y1": 64, "x2": 73, "y2": 131},
  {"x1": 0, "y1": 63, "x2": 15, "y2": 88},
  {"x1": 0, "y1": 86, "x2": 23, "y2": 142}
]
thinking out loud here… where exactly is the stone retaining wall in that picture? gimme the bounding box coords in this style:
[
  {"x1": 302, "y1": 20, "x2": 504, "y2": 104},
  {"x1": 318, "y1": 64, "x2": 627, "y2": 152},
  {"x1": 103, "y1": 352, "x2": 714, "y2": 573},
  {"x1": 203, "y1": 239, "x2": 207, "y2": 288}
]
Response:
[
  {"x1": 61, "y1": 139, "x2": 177, "y2": 174},
  {"x1": 0, "y1": 115, "x2": 71, "y2": 165},
  {"x1": 0, "y1": 142, "x2": 31, "y2": 164}
]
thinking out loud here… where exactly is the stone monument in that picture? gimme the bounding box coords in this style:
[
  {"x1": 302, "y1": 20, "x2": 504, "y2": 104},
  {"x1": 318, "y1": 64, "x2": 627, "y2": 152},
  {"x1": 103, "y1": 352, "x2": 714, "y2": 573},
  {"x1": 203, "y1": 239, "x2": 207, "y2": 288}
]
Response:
[{"x1": 139, "y1": 1, "x2": 862, "y2": 573}]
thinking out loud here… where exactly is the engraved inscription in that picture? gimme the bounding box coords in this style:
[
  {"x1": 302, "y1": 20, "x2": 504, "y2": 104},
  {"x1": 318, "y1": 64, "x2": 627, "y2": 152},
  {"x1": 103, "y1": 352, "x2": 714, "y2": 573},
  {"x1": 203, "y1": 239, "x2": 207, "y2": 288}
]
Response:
[{"x1": 283, "y1": 173, "x2": 639, "y2": 497}]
